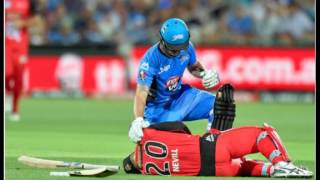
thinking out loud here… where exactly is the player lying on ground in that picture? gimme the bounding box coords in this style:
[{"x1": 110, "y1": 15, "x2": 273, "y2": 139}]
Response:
[
  {"x1": 124, "y1": 86, "x2": 312, "y2": 177},
  {"x1": 123, "y1": 121, "x2": 313, "y2": 178}
]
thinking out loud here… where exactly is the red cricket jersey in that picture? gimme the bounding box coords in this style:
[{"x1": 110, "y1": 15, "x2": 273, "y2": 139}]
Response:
[
  {"x1": 5, "y1": 0, "x2": 30, "y2": 55},
  {"x1": 135, "y1": 128, "x2": 201, "y2": 176}
]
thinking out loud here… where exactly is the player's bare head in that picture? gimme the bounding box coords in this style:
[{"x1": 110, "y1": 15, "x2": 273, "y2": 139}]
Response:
[
  {"x1": 159, "y1": 18, "x2": 190, "y2": 57},
  {"x1": 123, "y1": 152, "x2": 140, "y2": 174}
]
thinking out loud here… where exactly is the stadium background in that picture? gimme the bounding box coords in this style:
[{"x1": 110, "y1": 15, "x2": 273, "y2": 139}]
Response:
[{"x1": 5, "y1": 0, "x2": 315, "y2": 179}]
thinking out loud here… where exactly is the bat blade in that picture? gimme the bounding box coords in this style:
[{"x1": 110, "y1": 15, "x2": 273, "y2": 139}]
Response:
[
  {"x1": 18, "y1": 155, "x2": 119, "y2": 170},
  {"x1": 18, "y1": 155, "x2": 65, "y2": 168}
]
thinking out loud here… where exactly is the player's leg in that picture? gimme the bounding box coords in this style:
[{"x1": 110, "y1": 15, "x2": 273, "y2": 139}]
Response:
[
  {"x1": 5, "y1": 48, "x2": 14, "y2": 114},
  {"x1": 145, "y1": 84, "x2": 232, "y2": 131},
  {"x1": 144, "y1": 84, "x2": 215, "y2": 126},
  {"x1": 5, "y1": 74, "x2": 14, "y2": 113},
  {"x1": 215, "y1": 126, "x2": 288, "y2": 164},
  {"x1": 176, "y1": 85, "x2": 215, "y2": 128},
  {"x1": 11, "y1": 57, "x2": 25, "y2": 121},
  {"x1": 223, "y1": 157, "x2": 312, "y2": 178},
  {"x1": 239, "y1": 158, "x2": 273, "y2": 177},
  {"x1": 215, "y1": 127, "x2": 277, "y2": 177},
  {"x1": 215, "y1": 158, "x2": 273, "y2": 177},
  {"x1": 215, "y1": 157, "x2": 274, "y2": 177},
  {"x1": 261, "y1": 124, "x2": 313, "y2": 178},
  {"x1": 215, "y1": 124, "x2": 313, "y2": 177},
  {"x1": 215, "y1": 158, "x2": 242, "y2": 176},
  {"x1": 143, "y1": 85, "x2": 194, "y2": 123}
]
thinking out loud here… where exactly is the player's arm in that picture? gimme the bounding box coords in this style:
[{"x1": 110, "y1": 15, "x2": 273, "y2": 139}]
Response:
[
  {"x1": 7, "y1": 0, "x2": 42, "y2": 29},
  {"x1": 133, "y1": 85, "x2": 149, "y2": 118},
  {"x1": 188, "y1": 61, "x2": 220, "y2": 89},
  {"x1": 129, "y1": 85, "x2": 150, "y2": 143},
  {"x1": 187, "y1": 61, "x2": 206, "y2": 78}
]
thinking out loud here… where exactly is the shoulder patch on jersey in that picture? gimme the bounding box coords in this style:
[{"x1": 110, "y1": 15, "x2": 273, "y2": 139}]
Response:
[
  {"x1": 140, "y1": 62, "x2": 149, "y2": 71},
  {"x1": 139, "y1": 70, "x2": 147, "y2": 81}
]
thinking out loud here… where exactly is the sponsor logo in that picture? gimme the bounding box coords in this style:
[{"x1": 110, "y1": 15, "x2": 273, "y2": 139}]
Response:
[
  {"x1": 180, "y1": 55, "x2": 189, "y2": 64},
  {"x1": 55, "y1": 54, "x2": 83, "y2": 91},
  {"x1": 205, "y1": 134, "x2": 215, "y2": 142},
  {"x1": 166, "y1": 76, "x2": 180, "y2": 91},
  {"x1": 159, "y1": 65, "x2": 170, "y2": 74},
  {"x1": 172, "y1": 34, "x2": 184, "y2": 41},
  {"x1": 140, "y1": 62, "x2": 149, "y2": 70},
  {"x1": 139, "y1": 70, "x2": 147, "y2": 80}
]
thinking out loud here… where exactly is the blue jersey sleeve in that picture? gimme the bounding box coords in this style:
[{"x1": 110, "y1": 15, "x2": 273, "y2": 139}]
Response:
[
  {"x1": 136, "y1": 51, "x2": 158, "y2": 87},
  {"x1": 188, "y1": 42, "x2": 197, "y2": 66}
]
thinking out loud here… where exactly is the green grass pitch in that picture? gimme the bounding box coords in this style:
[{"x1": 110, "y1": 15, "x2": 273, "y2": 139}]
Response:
[{"x1": 5, "y1": 98, "x2": 315, "y2": 180}]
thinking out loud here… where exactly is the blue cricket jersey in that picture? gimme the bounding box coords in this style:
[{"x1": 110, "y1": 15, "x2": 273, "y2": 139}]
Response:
[{"x1": 136, "y1": 42, "x2": 197, "y2": 104}]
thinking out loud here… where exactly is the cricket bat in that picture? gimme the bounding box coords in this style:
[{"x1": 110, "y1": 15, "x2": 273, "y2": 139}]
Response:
[
  {"x1": 49, "y1": 167, "x2": 118, "y2": 177},
  {"x1": 18, "y1": 155, "x2": 119, "y2": 170}
]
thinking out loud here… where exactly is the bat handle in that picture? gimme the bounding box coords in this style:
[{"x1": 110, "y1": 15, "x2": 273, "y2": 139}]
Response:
[{"x1": 50, "y1": 172, "x2": 70, "y2": 176}]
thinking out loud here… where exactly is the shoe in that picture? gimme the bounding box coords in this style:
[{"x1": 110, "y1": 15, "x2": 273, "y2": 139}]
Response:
[
  {"x1": 10, "y1": 113, "x2": 20, "y2": 122},
  {"x1": 272, "y1": 161, "x2": 313, "y2": 178},
  {"x1": 5, "y1": 95, "x2": 12, "y2": 113}
]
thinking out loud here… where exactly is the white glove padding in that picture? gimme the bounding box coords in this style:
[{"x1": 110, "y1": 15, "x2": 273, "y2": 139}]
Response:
[
  {"x1": 128, "y1": 117, "x2": 150, "y2": 143},
  {"x1": 201, "y1": 69, "x2": 220, "y2": 88}
]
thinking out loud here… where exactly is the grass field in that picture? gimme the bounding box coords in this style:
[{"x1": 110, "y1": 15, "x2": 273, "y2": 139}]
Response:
[{"x1": 5, "y1": 98, "x2": 316, "y2": 180}]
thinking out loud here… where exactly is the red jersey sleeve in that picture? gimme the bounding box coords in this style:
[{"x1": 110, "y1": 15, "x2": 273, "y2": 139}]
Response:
[
  {"x1": 5, "y1": 0, "x2": 29, "y2": 16},
  {"x1": 136, "y1": 128, "x2": 201, "y2": 176},
  {"x1": 5, "y1": 0, "x2": 30, "y2": 54}
]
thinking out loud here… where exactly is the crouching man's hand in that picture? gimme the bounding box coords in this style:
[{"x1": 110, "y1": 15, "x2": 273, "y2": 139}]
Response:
[{"x1": 128, "y1": 117, "x2": 150, "y2": 143}]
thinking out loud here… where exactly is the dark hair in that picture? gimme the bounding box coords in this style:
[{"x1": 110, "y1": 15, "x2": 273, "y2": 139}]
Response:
[{"x1": 123, "y1": 154, "x2": 141, "y2": 174}]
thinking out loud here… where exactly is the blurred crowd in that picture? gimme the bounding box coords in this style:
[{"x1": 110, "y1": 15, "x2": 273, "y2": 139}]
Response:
[{"x1": 29, "y1": 0, "x2": 315, "y2": 47}]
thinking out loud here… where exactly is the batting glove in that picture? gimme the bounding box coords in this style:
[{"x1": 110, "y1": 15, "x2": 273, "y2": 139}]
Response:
[
  {"x1": 201, "y1": 69, "x2": 220, "y2": 89},
  {"x1": 128, "y1": 117, "x2": 150, "y2": 143}
]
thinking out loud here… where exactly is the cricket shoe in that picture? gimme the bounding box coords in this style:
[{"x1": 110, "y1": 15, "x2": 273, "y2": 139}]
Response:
[
  {"x1": 5, "y1": 95, "x2": 12, "y2": 113},
  {"x1": 272, "y1": 161, "x2": 313, "y2": 178},
  {"x1": 10, "y1": 113, "x2": 21, "y2": 122}
]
